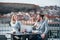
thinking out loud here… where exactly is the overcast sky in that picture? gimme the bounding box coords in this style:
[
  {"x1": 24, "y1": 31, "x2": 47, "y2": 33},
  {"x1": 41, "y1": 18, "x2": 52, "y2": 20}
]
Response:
[{"x1": 0, "y1": 0, "x2": 60, "y2": 6}]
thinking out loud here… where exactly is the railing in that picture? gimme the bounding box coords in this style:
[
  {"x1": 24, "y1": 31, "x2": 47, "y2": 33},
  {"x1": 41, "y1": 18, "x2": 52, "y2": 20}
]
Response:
[
  {"x1": 48, "y1": 24, "x2": 60, "y2": 39},
  {"x1": 0, "y1": 23, "x2": 60, "y2": 40}
]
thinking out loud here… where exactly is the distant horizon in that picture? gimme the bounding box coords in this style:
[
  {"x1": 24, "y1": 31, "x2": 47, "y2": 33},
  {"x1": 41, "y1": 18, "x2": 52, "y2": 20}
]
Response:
[
  {"x1": 0, "y1": 0, "x2": 60, "y2": 7},
  {"x1": 0, "y1": 2, "x2": 60, "y2": 7}
]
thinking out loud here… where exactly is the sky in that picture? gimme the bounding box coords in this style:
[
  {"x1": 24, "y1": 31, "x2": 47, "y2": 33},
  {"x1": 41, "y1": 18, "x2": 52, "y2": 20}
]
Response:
[{"x1": 0, "y1": 0, "x2": 60, "y2": 7}]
